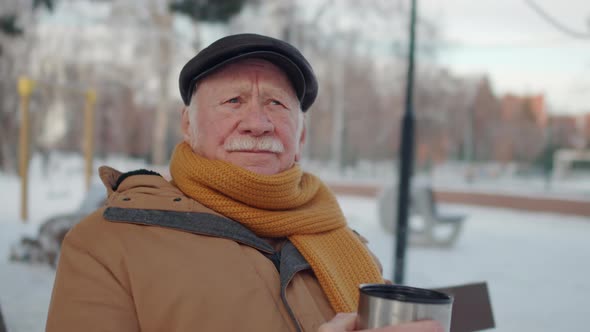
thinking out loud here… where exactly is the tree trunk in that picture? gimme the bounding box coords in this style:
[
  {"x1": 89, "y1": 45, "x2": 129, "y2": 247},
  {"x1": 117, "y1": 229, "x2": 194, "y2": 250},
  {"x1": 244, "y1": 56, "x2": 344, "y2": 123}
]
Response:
[{"x1": 151, "y1": 10, "x2": 173, "y2": 165}]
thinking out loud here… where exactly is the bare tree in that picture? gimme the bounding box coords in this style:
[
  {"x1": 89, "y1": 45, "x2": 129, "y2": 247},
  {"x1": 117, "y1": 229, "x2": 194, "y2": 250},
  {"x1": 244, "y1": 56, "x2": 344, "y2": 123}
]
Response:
[
  {"x1": 149, "y1": 0, "x2": 175, "y2": 165},
  {"x1": 0, "y1": 0, "x2": 54, "y2": 172}
]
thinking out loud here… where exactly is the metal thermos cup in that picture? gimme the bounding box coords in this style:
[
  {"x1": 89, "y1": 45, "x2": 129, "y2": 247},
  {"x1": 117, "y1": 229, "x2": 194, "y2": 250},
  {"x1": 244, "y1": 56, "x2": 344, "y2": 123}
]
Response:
[{"x1": 357, "y1": 284, "x2": 453, "y2": 331}]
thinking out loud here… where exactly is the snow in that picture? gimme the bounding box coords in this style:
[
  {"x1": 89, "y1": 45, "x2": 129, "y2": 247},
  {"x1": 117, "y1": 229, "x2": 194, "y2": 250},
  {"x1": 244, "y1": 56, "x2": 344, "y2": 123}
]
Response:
[
  {"x1": 304, "y1": 160, "x2": 590, "y2": 201},
  {"x1": 1, "y1": 154, "x2": 589, "y2": 331},
  {"x1": 341, "y1": 197, "x2": 590, "y2": 332}
]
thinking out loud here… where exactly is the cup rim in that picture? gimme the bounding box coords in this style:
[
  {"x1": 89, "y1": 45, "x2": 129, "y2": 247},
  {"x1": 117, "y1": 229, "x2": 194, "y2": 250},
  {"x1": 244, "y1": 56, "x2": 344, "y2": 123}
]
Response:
[{"x1": 359, "y1": 284, "x2": 453, "y2": 304}]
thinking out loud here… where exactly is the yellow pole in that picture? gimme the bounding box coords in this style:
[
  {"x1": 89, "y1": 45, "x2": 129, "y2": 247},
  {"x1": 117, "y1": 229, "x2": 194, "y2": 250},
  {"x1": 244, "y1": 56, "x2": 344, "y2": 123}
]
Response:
[
  {"x1": 17, "y1": 77, "x2": 35, "y2": 222},
  {"x1": 84, "y1": 89, "x2": 97, "y2": 191}
]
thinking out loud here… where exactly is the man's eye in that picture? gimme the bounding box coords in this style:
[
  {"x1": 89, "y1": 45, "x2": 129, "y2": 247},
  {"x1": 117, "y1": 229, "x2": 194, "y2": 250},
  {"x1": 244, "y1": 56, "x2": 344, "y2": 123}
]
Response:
[
  {"x1": 270, "y1": 100, "x2": 284, "y2": 106},
  {"x1": 226, "y1": 97, "x2": 240, "y2": 104}
]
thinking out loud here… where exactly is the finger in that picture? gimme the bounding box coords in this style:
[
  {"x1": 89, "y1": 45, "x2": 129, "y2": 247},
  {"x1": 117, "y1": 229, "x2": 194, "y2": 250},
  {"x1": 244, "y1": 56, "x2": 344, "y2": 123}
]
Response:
[{"x1": 318, "y1": 313, "x2": 358, "y2": 331}]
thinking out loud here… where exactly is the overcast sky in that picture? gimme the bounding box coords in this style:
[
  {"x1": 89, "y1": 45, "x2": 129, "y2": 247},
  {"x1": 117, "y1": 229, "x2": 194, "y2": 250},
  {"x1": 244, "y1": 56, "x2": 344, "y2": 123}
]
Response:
[{"x1": 420, "y1": 0, "x2": 590, "y2": 115}]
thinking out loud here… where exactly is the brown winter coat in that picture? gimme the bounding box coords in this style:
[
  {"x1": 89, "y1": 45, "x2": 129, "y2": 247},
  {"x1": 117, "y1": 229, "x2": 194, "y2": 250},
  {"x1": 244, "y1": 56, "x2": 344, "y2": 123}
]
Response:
[{"x1": 46, "y1": 167, "x2": 378, "y2": 332}]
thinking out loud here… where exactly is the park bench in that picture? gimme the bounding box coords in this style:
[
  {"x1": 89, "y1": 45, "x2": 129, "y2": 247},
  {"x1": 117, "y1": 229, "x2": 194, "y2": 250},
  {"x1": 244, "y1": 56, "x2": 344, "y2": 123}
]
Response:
[
  {"x1": 378, "y1": 183, "x2": 466, "y2": 247},
  {"x1": 9, "y1": 183, "x2": 106, "y2": 268}
]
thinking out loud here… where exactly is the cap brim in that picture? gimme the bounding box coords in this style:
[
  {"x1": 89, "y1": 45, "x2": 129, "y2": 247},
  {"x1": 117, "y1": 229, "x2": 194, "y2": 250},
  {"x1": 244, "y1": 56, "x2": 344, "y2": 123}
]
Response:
[{"x1": 185, "y1": 51, "x2": 306, "y2": 107}]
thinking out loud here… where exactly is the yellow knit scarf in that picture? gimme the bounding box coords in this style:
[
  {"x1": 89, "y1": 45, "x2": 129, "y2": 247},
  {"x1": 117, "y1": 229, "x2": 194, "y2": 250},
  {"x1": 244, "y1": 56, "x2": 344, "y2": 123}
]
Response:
[{"x1": 169, "y1": 142, "x2": 383, "y2": 312}]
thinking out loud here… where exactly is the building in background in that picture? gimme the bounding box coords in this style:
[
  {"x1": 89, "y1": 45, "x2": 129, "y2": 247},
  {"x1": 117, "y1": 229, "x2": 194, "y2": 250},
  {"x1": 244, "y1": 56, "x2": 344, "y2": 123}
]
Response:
[{"x1": 495, "y1": 94, "x2": 547, "y2": 163}]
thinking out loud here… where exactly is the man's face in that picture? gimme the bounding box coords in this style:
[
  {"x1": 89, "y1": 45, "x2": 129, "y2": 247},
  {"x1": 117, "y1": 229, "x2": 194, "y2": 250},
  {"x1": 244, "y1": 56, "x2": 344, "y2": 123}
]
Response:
[{"x1": 181, "y1": 59, "x2": 306, "y2": 175}]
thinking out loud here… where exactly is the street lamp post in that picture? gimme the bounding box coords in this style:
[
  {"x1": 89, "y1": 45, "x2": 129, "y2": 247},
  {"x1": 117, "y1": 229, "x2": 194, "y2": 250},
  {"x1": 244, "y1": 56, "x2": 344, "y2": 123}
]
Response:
[
  {"x1": 394, "y1": 0, "x2": 418, "y2": 284},
  {"x1": 84, "y1": 89, "x2": 97, "y2": 191},
  {"x1": 17, "y1": 76, "x2": 35, "y2": 222}
]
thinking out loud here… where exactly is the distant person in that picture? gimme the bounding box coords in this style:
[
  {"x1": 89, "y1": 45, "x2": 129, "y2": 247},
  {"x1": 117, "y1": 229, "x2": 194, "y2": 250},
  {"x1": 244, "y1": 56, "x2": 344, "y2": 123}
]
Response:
[{"x1": 46, "y1": 33, "x2": 441, "y2": 332}]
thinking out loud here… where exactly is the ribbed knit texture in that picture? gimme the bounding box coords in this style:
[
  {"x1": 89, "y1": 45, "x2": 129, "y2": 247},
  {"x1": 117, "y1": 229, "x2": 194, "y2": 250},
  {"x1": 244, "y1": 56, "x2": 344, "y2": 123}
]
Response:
[{"x1": 169, "y1": 142, "x2": 383, "y2": 312}]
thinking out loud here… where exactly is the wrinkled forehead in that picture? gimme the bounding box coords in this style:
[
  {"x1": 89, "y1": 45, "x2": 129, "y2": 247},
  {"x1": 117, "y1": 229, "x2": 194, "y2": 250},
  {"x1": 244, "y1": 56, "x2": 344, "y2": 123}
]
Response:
[{"x1": 193, "y1": 58, "x2": 297, "y2": 97}]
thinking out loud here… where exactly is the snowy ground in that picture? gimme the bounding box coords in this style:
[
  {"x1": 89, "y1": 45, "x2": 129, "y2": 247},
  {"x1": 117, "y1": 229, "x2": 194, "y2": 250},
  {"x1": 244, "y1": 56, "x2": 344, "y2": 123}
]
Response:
[
  {"x1": 306, "y1": 160, "x2": 590, "y2": 200},
  {"x1": 341, "y1": 197, "x2": 590, "y2": 332},
  {"x1": 1, "y1": 155, "x2": 589, "y2": 331}
]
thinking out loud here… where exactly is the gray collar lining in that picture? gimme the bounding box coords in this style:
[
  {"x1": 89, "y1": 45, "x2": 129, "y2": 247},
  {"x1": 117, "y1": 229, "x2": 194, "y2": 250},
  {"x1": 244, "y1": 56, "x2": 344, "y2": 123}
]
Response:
[{"x1": 103, "y1": 207, "x2": 275, "y2": 254}]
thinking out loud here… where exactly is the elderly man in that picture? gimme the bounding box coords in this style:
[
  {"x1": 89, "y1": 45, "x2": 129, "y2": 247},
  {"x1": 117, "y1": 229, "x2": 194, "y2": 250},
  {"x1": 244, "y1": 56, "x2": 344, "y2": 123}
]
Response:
[{"x1": 46, "y1": 34, "x2": 440, "y2": 332}]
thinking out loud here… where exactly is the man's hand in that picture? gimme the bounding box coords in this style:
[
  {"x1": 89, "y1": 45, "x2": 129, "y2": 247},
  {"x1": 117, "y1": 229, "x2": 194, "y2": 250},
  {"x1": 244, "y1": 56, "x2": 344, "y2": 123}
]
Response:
[{"x1": 318, "y1": 313, "x2": 443, "y2": 332}]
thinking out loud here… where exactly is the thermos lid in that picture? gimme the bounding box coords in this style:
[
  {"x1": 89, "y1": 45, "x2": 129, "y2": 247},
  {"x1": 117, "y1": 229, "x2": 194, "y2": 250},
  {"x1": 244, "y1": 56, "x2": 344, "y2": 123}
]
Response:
[{"x1": 360, "y1": 284, "x2": 453, "y2": 305}]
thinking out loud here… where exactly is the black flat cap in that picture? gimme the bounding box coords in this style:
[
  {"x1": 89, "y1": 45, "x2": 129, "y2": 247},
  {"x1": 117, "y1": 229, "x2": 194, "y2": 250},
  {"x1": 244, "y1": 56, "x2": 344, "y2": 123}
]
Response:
[{"x1": 179, "y1": 33, "x2": 318, "y2": 112}]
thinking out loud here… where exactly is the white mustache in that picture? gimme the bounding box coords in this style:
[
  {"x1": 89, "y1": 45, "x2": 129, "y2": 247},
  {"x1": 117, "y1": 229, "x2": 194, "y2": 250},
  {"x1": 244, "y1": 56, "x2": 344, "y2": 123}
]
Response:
[{"x1": 224, "y1": 136, "x2": 284, "y2": 153}]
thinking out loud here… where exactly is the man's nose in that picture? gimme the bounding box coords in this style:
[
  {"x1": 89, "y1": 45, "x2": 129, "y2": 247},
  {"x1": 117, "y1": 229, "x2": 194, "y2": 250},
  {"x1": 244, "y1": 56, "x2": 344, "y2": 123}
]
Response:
[{"x1": 237, "y1": 103, "x2": 274, "y2": 136}]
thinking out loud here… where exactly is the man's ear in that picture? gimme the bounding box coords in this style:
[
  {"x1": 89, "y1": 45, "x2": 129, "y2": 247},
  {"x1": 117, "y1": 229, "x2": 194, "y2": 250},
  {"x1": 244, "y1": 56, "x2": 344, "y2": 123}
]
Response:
[
  {"x1": 294, "y1": 118, "x2": 307, "y2": 162},
  {"x1": 181, "y1": 106, "x2": 191, "y2": 143}
]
